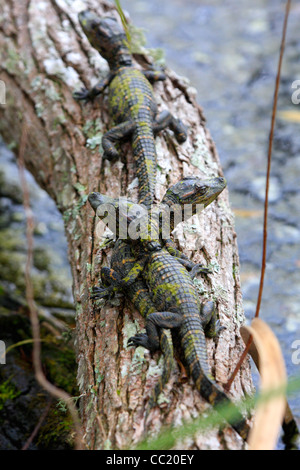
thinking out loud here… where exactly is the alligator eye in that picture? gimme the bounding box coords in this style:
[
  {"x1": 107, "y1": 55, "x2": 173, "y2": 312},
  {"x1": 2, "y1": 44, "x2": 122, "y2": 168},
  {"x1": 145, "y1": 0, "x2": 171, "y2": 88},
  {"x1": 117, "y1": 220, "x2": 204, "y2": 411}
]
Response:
[
  {"x1": 195, "y1": 184, "x2": 207, "y2": 195},
  {"x1": 90, "y1": 20, "x2": 98, "y2": 30}
]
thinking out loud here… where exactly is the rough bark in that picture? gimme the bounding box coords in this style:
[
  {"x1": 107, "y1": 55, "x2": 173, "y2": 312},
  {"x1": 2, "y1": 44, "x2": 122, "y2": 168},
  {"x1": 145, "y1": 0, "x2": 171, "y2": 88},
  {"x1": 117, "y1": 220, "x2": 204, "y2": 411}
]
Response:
[{"x1": 0, "y1": 0, "x2": 253, "y2": 450}]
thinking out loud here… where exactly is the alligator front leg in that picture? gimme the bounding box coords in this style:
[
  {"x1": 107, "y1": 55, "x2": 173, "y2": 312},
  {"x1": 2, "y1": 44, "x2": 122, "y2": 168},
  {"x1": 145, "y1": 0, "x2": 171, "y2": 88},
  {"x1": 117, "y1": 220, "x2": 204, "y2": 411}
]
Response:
[
  {"x1": 143, "y1": 69, "x2": 166, "y2": 82},
  {"x1": 73, "y1": 75, "x2": 112, "y2": 101},
  {"x1": 91, "y1": 260, "x2": 146, "y2": 300},
  {"x1": 153, "y1": 110, "x2": 188, "y2": 143},
  {"x1": 102, "y1": 121, "x2": 136, "y2": 160},
  {"x1": 128, "y1": 311, "x2": 182, "y2": 351}
]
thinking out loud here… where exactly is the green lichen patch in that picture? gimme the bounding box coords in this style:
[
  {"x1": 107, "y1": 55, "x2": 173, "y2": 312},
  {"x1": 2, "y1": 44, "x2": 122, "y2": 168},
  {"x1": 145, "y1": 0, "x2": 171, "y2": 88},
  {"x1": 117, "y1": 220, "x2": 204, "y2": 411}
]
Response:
[
  {"x1": 86, "y1": 134, "x2": 103, "y2": 151},
  {"x1": 3, "y1": 46, "x2": 24, "y2": 75},
  {"x1": 193, "y1": 278, "x2": 208, "y2": 298},
  {"x1": 207, "y1": 260, "x2": 220, "y2": 274},
  {"x1": 83, "y1": 118, "x2": 103, "y2": 152},
  {"x1": 127, "y1": 24, "x2": 165, "y2": 66}
]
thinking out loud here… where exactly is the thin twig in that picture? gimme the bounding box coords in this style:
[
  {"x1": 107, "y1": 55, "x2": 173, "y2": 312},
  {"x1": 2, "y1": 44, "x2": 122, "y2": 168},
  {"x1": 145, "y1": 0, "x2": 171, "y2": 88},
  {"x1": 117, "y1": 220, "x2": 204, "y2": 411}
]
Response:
[
  {"x1": 225, "y1": 0, "x2": 291, "y2": 392},
  {"x1": 17, "y1": 121, "x2": 84, "y2": 450},
  {"x1": 22, "y1": 398, "x2": 53, "y2": 450}
]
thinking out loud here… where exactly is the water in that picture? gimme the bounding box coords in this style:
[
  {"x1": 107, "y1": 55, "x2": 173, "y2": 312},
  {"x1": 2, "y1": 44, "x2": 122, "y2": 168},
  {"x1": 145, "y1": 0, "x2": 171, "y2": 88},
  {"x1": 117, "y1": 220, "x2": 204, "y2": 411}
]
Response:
[{"x1": 0, "y1": 139, "x2": 73, "y2": 313}]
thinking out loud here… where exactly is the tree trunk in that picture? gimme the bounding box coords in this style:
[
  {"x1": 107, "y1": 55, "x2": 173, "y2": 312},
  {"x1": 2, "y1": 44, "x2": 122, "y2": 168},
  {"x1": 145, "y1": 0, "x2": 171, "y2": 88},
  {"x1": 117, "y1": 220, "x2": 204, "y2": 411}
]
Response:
[{"x1": 0, "y1": 0, "x2": 253, "y2": 450}]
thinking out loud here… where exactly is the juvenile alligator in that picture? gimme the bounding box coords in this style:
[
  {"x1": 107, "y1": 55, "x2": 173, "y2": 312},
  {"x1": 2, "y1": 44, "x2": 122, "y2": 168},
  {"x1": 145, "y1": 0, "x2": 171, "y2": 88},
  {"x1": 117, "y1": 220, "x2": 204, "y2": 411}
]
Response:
[
  {"x1": 89, "y1": 176, "x2": 224, "y2": 411},
  {"x1": 74, "y1": 10, "x2": 187, "y2": 208},
  {"x1": 88, "y1": 176, "x2": 250, "y2": 441}
]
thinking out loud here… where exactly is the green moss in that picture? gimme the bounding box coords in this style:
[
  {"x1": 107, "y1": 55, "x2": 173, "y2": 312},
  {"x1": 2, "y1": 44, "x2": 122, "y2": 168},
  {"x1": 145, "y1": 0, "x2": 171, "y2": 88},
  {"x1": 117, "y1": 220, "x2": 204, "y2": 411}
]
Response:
[
  {"x1": 0, "y1": 250, "x2": 26, "y2": 290},
  {"x1": 33, "y1": 247, "x2": 51, "y2": 272},
  {"x1": 36, "y1": 405, "x2": 74, "y2": 449},
  {"x1": 0, "y1": 226, "x2": 71, "y2": 306},
  {"x1": 0, "y1": 378, "x2": 21, "y2": 411},
  {"x1": 42, "y1": 340, "x2": 77, "y2": 396},
  {"x1": 0, "y1": 312, "x2": 77, "y2": 449},
  {"x1": 126, "y1": 24, "x2": 165, "y2": 66}
]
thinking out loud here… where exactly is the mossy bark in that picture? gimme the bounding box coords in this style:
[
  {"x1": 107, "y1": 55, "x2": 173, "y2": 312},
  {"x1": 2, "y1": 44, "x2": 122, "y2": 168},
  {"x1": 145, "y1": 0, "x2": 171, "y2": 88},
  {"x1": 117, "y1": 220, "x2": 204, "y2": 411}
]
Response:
[{"x1": 0, "y1": 0, "x2": 253, "y2": 449}]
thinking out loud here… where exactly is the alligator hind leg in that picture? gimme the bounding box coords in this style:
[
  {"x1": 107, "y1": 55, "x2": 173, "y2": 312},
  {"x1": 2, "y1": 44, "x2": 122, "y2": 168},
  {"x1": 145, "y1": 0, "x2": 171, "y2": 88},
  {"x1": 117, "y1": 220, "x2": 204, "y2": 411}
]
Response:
[
  {"x1": 200, "y1": 301, "x2": 226, "y2": 338},
  {"x1": 102, "y1": 121, "x2": 135, "y2": 160},
  {"x1": 91, "y1": 267, "x2": 124, "y2": 299},
  {"x1": 92, "y1": 259, "x2": 147, "y2": 300},
  {"x1": 153, "y1": 110, "x2": 187, "y2": 143},
  {"x1": 128, "y1": 311, "x2": 182, "y2": 352},
  {"x1": 143, "y1": 69, "x2": 166, "y2": 82}
]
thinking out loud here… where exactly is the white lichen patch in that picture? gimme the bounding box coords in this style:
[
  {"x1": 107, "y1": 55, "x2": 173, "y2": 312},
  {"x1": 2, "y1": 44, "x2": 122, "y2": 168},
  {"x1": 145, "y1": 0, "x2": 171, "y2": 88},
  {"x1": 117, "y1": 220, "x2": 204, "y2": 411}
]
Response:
[
  {"x1": 130, "y1": 347, "x2": 147, "y2": 376},
  {"x1": 56, "y1": 29, "x2": 78, "y2": 56},
  {"x1": 44, "y1": 58, "x2": 81, "y2": 88},
  {"x1": 156, "y1": 139, "x2": 172, "y2": 173},
  {"x1": 127, "y1": 177, "x2": 139, "y2": 191},
  {"x1": 29, "y1": 3, "x2": 82, "y2": 89},
  {"x1": 191, "y1": 135, "x2": 218, "y2": 175},
  {"x1": 147, "y1": 359, "x2": 163, "y2": 379},
  {"x1": 89, "y1": 50, "x2": 109, "y2": 73},
  {"x1": 120, "y1": 363, "x2": 129, "y2": 379},
  {"x1": 122, "y1": 315, "x2": 139, "y2": 349},
  {"x1": 66, "y1": 51, "x2": 83, "y2": 65}
]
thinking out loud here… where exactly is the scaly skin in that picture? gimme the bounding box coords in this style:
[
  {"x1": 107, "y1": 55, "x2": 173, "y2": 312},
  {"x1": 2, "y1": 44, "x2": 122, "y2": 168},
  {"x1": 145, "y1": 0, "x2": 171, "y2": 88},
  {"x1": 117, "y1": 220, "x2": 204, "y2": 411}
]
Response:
[
  {"x1": 88, "y1": 177, "x2": 250, "y2": 440},
  {"x1": 89, "y1": 177, "x2": 225, "y2": 412},
  {"x1": 74, "y1": 10, "x2": 187, "y2": 208}
]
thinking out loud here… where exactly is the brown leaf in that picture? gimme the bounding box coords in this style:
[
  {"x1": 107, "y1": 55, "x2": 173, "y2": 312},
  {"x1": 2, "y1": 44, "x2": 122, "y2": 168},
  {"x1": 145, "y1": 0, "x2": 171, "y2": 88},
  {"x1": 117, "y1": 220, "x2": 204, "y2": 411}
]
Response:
[
  {"x1": 233, "y1": 209, "x2": 263, "y2": 218},
  {"x1": 240, "y1": 318, "x2": 287, "y2": 450},
  {"x1": 277, "y1": 110, "x2": 300, "y2": 123}
]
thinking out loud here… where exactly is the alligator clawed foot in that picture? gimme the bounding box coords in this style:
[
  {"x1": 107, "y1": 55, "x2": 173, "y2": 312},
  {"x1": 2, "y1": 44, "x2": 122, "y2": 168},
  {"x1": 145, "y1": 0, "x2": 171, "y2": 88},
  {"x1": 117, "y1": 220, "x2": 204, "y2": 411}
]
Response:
[
  {"x1": 215, "y1": 320, "x2": 226, "y2": 337},
  {"x1": 127, "y1": 333, "x2": 148, "y2": 349},
  {"x1": 190, "y1": 264, "x2": 212, "y2": 279},
  {"x1": 73, "y1": 87, "x2": 91, "y2": 101},
  {"x1": 90, "y1": 285, "x2": 114, "y2": 300}
]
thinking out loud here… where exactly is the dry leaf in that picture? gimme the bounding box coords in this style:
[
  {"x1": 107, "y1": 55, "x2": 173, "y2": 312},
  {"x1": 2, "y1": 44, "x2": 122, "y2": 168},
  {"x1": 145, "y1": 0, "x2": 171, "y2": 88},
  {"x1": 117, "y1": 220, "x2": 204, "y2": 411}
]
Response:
[
  {"x1": 233, "y1": 209, "x2": 263, "y2": 218},
  {"x1": 240, "y1": 318, "x2": 287, "y2": 450},
  {"x1": 277, "y1": 110, "x2": 300, "y2": 123}
]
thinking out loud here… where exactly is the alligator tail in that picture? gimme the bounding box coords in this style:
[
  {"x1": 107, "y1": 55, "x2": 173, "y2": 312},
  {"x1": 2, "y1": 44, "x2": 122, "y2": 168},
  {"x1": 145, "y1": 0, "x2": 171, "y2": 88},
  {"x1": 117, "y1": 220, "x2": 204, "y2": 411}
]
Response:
[
  {"x1": 182, "y1": 315, "x2": 250, "y2": 441},
  {"x1": 132, "y1": 125, "x2": 157, "y2": 209},
  {"x1": 193, "y1": 367, "x2": 250, "y2": 441}
]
